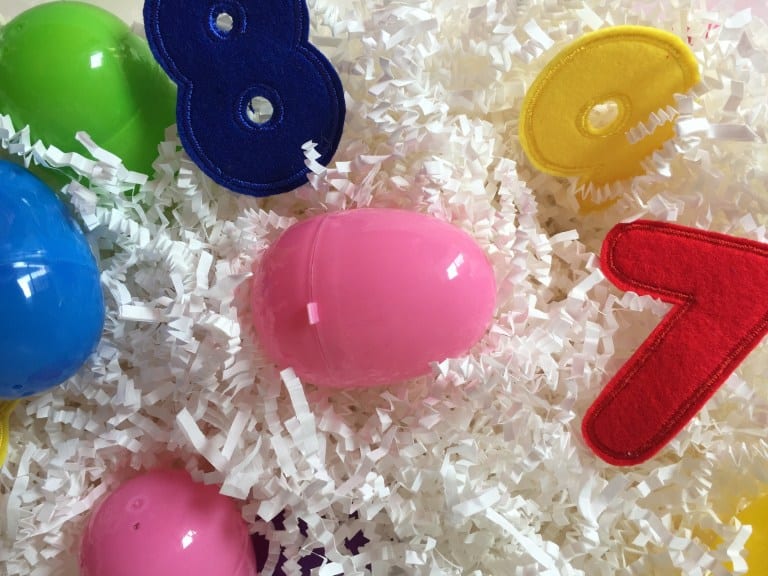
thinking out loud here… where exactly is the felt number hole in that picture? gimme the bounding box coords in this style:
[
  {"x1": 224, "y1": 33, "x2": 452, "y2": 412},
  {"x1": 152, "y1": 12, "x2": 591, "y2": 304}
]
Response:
[
  {"x1": 582, "y1": 96, "x2": 628, "y2": 137},
  {"x1": 210, "y1": 3, "x2": 244, "y2": 38}
]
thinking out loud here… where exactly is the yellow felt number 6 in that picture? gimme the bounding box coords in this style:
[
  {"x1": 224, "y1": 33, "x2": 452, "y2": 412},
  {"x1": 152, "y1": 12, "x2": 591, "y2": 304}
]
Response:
[{"x1": 519, "y1": 26, "x2": 700, "y2": 209}]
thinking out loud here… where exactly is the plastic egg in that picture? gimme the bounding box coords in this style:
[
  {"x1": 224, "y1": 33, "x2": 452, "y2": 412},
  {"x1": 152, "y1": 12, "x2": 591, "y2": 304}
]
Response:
[
  {"x1": 251, "y1": 208, "x2": 496, "y2": 388},
  {"x1": 0, "y1": 1, "x2": 176, "y2": 175},
  {"x1": 738, "y1": 492, "x2": 768, "y2": 574},
  {"x1": 80, "y1": 469, "x2": 258, "y2": 576},
  {"x1": 0, "y1": 160, "x2": 104, "y2": 399}
]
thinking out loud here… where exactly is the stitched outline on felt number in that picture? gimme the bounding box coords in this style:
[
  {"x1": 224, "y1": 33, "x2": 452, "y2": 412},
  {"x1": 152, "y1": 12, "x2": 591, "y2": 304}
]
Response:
[
  {"x1": 585, "y1": 221, "x2": 768, "y2": 462},
  {"x1": 521, "y1": 27, "x2": 698, "y2": 176}
]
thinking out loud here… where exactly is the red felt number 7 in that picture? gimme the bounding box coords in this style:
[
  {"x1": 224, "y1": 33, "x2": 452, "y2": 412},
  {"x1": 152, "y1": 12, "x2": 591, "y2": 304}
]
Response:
[{"x1": 582, "y1": 220, "x2": 768, "y2": 466}]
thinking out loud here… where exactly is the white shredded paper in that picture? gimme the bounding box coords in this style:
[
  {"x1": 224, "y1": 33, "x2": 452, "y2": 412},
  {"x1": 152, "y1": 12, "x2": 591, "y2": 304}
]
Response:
[{"x1": 2, "y1": 0, "x2": 768, "y2": 574}]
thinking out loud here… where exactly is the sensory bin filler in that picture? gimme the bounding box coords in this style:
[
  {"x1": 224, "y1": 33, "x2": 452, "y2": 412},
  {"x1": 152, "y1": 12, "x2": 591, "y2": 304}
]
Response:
[{"x1": 2, "y1": 0, "x2": 768, "y2": 575}]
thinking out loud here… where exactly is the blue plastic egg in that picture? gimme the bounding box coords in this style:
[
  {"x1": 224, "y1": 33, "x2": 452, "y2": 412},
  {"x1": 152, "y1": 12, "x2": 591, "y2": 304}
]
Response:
[{"x1": 0, "y1": 160, "x2": 104, "y2": 399}]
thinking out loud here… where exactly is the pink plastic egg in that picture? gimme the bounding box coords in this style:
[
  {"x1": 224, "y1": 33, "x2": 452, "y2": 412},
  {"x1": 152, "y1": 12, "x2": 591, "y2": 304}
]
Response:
[
  {"x1": 80, "y1": 469, "x2": 257, "y2": 576},
  {"x1": 252, "y1": 208, "x2": 496, "y2": 388}
]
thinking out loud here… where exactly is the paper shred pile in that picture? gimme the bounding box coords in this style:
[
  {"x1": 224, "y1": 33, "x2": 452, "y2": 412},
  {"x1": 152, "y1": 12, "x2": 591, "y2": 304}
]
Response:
[{"x1": 2, "y1": 0, "x2": 768, "y2": 574}]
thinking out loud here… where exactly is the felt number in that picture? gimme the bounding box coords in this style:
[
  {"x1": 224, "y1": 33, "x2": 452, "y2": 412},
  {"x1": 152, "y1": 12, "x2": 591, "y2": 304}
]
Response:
[
  {"x1": 583, "y1": 220, "x2": 768, "y2": 466},
  {"x1": 143, "y1": 0, "x2": 345, "y2": 196},
  {"x1": 518, "y1": 26, "x2": 700, "y2": 211}
]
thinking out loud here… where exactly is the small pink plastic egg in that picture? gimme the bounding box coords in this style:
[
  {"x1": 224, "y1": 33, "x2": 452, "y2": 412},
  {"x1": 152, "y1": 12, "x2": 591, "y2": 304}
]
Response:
[
  {"x1": 79, "y1": 469, "x2": 257, "y2": 576},
  {"x1": 252, "y1": 208, "x2": 496, "y2": 388}
]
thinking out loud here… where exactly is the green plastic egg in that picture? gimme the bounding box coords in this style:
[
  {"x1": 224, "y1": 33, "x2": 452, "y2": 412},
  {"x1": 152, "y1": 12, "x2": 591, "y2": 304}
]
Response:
[{"x1": 0, "y1": 1, "x2": 176, "y2": 174}]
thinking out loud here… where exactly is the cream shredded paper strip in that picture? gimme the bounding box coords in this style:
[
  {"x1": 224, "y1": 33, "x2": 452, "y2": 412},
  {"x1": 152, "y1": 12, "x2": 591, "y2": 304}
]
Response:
[{"x1": 2, "y1": 0, "x2": 768, "y2": 575}]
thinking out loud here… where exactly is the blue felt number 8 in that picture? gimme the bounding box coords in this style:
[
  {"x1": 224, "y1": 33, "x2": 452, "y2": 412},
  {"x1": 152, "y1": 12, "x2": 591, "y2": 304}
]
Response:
[{"x1": 143, "y1": 0, "x2": 346, "y2": 197}]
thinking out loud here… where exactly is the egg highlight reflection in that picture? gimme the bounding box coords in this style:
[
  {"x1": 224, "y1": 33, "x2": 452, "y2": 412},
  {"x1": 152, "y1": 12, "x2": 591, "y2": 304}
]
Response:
[
  {"x1": 252, "y1": 209, "x2": 497, "y2": 388},
  {"x1": 0, "y1": 160, "x2": 104, "y2": 399},
  {"x1": 79, "y1": 469, "x2": 258, "y2": 576},
  {"x1": 0, "y1": 1, "x2": 176, "y2": 174}
]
